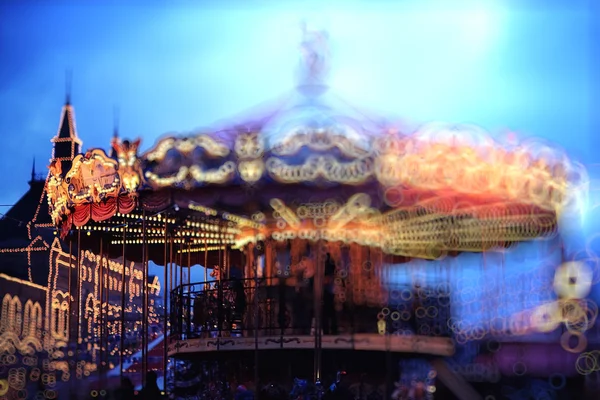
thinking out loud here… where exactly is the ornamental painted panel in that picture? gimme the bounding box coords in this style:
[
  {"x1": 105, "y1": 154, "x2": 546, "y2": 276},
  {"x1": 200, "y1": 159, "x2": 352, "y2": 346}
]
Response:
[
  {"x1": 47, "y1": 160, "x2": 71, "y2": 225},
  {"x1": 65, "y1": 149, "x2": 120, "y2": 204}
]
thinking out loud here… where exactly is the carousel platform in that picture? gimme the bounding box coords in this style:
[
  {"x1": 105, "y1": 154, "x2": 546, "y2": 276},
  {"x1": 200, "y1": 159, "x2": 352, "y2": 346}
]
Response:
[{"x1": 167, "y1": 333, "x2": 455, "y2": 357}]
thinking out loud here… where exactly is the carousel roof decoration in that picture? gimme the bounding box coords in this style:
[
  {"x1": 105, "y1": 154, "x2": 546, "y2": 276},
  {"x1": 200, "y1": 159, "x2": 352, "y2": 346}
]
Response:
[{"x1": 46, "y1": 28, "x2": 584, "y2": 260}]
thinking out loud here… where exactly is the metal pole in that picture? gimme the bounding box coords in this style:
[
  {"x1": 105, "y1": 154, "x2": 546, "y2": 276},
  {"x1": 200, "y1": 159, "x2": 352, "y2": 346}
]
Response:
[
  {"x1": 218, "y1": 243, "x2": 223, "y2": 338},
  {"x1": 204, "y1": 238, "x2": 208, "y2": 286},
  {"x1": 169, "y1": 236, "x2": 174, "y2": 338},
  {"x1": 187, "y1": 241, "x2": 191, "y2": 284},
  {"x1": 170, "y1": 242, "x2": 174, "y2": 296},
  {"x1": 120, "y1": 225, "x2": 127, "y2": 381},
  {"x1": 223, "y1": 244, "x2": 231, "y2": 279},
  {"x1": 253, "y1": 243, "x2": 259, "y2": 392},
  {"x1": 144, "y1": 237, "x2": 149, "y2": 377},
  {"x1": 67, "y1": 237, "x2": 73, "y2": 366},
  {"x1": 76, "y1": 229, "x2": 82, "y2": 360},
  {"x1": 179, "y1": 244, "x2": 183, "y2": 337},
  {"x1": 99, "y1": 236, "x2": 104, "y2": 385},
  {"x1": 105, "y1": 240, "x2": 111, "y2": 382},
  {"x1": 384, "y1": 252, "x2": 392, "y2": 400},
  {"x1": 314, "y1": 240, "x2": 324, "y2": 386},
  {"x1": 163, "y1": 218, "x2": 169, "y2": 393},
  {"x1": 141, "y1": 210, "x2": 147, "y2": 386},
  {"x1": 187, "y1": 240, "x2": 192, "y2": 337}
]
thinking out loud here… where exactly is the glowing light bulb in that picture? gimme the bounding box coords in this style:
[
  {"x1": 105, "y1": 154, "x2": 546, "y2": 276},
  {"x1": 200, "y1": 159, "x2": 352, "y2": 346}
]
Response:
[{"x1": 554, "y1": 261, "x2": 592, "y2": 299}]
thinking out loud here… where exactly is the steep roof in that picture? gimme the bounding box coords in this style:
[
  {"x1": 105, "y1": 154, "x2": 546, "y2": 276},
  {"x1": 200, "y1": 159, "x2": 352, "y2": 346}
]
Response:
[
  {"x1": 52, "y1": 103, "x2": 81, "y2": 143},
  {"x1": 51, "y1": 103, "x2": 83, "y2": 168},
  {"x1": 0, "y1": 180, "x2": 47, "y2": 241}
]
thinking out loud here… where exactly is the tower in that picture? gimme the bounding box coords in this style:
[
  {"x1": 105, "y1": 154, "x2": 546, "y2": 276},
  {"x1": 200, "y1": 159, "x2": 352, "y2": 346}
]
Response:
[{"x1": 50, "y1": 87, "x2": 82, "y2": 176}]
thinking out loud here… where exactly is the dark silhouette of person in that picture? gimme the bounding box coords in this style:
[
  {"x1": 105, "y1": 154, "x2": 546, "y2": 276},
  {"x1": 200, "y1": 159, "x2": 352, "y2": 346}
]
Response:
[
  {"x1": 292, "y1": 257, "x2": 307, "y2": 334},
  {"x1": 231, "y1": 269, "x2": 247, "y2": 317},
  {"x1": 114, "y1": 377, "x2": 136, "y2": 400},
  {"x1": 410, "y1": 283, "x2": 422, "y2": 335},
  {"x1": 138, "y1": 371, "x2": 163, "y2": 400},
  {"x1": 323, "y1": 253, "x2": 338, "y2": 334}
]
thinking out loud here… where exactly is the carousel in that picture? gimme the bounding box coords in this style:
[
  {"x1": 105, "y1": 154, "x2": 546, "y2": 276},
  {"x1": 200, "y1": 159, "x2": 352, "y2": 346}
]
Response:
[{"x1": 46, "y1": 27, "x2": 582, "y2": 400}]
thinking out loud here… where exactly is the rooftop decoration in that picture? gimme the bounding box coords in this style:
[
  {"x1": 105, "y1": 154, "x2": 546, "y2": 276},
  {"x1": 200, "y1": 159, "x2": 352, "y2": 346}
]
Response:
[{"x1": 297, "y1": 20, "x2": 331, "y2": 90}]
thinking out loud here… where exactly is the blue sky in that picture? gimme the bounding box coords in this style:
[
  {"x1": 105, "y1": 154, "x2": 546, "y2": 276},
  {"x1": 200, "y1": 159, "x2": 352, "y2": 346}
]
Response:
[{"x1": 1, "y1": 0, "x2": 599, "y2": 313}]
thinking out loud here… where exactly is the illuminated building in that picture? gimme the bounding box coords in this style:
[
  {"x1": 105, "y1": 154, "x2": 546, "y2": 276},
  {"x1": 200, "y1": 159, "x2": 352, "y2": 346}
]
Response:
[{"x1": 0, "y1": 97, "x2": 163, "y2": 399}]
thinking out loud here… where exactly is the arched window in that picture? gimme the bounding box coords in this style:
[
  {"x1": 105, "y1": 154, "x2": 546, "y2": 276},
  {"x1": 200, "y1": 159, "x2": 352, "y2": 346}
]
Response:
[
  {"x1": 61, "y1": 301, "x2": 69, "y2": 340},
  {"x1": 1, "y1": 294, "x2": 11, "y2": 332},
  {"x1": 52, "y1": 299, "x2": 61, "y2": 338},
  {"x1": 9, "y1": 297, "x2": 22, "y2": 336},
  {"x1": 32, "y1": 302, "x2": 43, "y2": 340},
  {"x1": 23, "y1": 300, "x2": 33, "y2": 337},
  {"x1": 23, "y1": 301, "x2": 43, "y2": 340},
  {"x1": 85, "y1": 294, "x2": 95, "y2": 340}
]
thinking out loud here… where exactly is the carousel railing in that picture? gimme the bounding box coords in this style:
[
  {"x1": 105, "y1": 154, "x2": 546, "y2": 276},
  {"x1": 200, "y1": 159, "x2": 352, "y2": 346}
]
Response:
[
  {"x1": 168, "y1": 278, "x2": 453, "y2": 340},
  {"x1": 170, "y1": 277, "x2": 335, "y2": 339}
]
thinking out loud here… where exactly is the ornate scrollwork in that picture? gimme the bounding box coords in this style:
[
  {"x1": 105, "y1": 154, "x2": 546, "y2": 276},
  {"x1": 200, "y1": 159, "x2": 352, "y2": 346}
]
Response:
[
  {"x1": 143, "y1": 134, "x2": 235, "y2": 188},
  {"x1": 271, "y1": 128, "x2": 371, "y2": 158},
  {"x1": 145, "y1": 134, "x2": 230, "y2": 162},
  {"x1": 266, "y1": 154, "x2": 374, "y2": 184}
]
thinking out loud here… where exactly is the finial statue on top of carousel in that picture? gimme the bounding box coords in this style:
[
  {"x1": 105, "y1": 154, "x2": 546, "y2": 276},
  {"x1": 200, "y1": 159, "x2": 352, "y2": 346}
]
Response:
[{"x1": 296, "y1": 19, "x2": 331, "y2": 97}]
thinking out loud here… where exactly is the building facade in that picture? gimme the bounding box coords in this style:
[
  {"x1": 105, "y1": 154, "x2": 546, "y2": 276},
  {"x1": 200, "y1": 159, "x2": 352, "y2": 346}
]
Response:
[{"x1": 0, "y1": 100, "x2": 163, "y2": 399}]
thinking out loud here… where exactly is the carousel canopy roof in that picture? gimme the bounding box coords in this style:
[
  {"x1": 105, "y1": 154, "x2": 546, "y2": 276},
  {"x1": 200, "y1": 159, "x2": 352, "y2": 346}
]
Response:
[{"x1": 45, "y1": 27, "x2": 586, "y2": 260}]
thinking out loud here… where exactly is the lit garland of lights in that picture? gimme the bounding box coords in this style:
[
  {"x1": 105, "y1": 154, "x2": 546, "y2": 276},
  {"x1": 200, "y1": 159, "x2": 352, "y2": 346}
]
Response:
[
  {"x1": 178, "y1": 246, "x2": 226, "y2": 253},
  {"x1": 266, "y1": 154, "x2": 374, "y2": 184},
  {"x1": 1, "y1": 229, "x2": 164, "y2": 396},
  {"x1": 144, "y1": 134, "x2": 230, "y2": 162},
  {"x1": 271, "y1": 129, "x2": 370, "y2": 158},
  {"x1": 222, "y1": 212, "x2": 262, "y2": 229},
  {"x1": 47, "y1": 125, "x2": 582, "y2": 241},
  {"x1": 188, "y1": 202, "x2": 219, "y2": 216},
  {"x1": 50, "y1": 104, "x2": 83, "y2": 153}
]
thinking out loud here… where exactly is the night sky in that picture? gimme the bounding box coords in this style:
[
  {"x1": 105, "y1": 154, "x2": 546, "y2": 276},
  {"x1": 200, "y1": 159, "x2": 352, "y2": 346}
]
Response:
[{"x1": 1, "y1": 0, "x2": 599, "y2": 289}]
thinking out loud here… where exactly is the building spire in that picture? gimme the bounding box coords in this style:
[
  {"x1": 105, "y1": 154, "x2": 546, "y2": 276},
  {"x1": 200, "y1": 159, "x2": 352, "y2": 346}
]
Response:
[
  {"x1": 65, "y1": 69, "x2": 72, "y2": 105},
  {"x1": 110, "y1": 105, "x2": 120, "y2": 158},
  {"x1": 30, "y1": 157, "x2": 36, "y2": 183},
  {"x1": 113, "y1": 105, "x2": 120, "y2": 139},
  {"x1": 51, "y1": 77, "x2": 82, "y2": 176}
]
